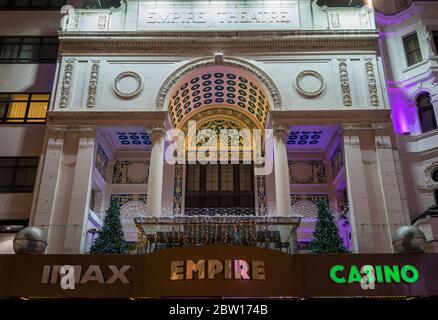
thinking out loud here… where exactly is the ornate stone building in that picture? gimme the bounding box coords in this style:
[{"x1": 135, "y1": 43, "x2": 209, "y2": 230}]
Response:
[{"x1": 0, "y1": 0, "x2": 436, "y2": 254}]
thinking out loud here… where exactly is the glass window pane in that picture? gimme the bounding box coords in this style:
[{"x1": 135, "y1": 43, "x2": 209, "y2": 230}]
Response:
[
  {"x1": 15, "y1": 0, "x2": 31, "y2": 7},
  {"x1": 11, "y1": 94, "x2": 29, "y2": 101},
  {"x1": 14, "y1": 167, "x2": 36, "y2": 187},
  {"x1": 22, "y1": 38, "x2": 40, "y2": 44},
  {"x1": 4, "y1": 38, "x2": 21, "y2": 44},
  {"x1": 42, "y1": 37, "x2": 58, "y2": 44},
  {"x1": 0, "y1": 168, "x2": 14, "y2": 187},
  {"x1": 6, "y1": 101, "x2": 27, "y2": 122},
  {"x1": 31, "y1": 94, "x2": 49, "y2": 101},
  {"x1": 0, "y1": 158, "x2": 17, "y2": 166},
  {"x1": 0, "y1": 44, "x2": 20, "y2": 60},
  {"x1": 240, "y1": 165, "x2": 252, "y2": 191},
  {"x1": 420, "y1": 109, "x2": 438, "y2": 133},
  {"x1": 18, "y1": 158, "x2": 38, "y2": 166},
  {"x1": 31, "y1": 0, "x2": 49, "y2": 6},
  {"x1": 20, "y1": 44, "x2": 38, "y2": 61},
  {"x1": 404, "y1": 34, "x2": 422, "y2": 66},
  {"x1": 39, "y1": 44, "x2": 58, "y2": 61},
  {"x1": 221, "y1": 164, "x2": 233, "y2": 191},
  {"x1": 206, "y1": 164, "x2": 218, "y2": 191},
  {"x1": 50, "y1": 0, "x2": 66, "y2": 6},
  {"x1": 0, "y1": 102, "x2": 7, "y2": 120},
  {"x1": 27, "y1": 102, "x2": 48, "y2": 121},
  {"x1": 187, "y1": 164, "x2": 200, "y2": 192}
]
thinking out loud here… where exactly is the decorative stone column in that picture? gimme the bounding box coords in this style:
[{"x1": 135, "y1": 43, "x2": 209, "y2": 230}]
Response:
[
  {"x1": 32, "y1": 125, "x2": 96, "y2": 254},
  {"x1": 343, "y1": 125, "x2": 409, "y2": 253},
  {"x1": 146, "y1": 127, "x2": 165, "y2": 216},
  {"x1": 32, "y1": 125, "x2": 67, "y2": 245},
  {"x1": 273, "y1": 125, "x2": 292, "y2": 216},
  {"x1": 63, "y1": 127, "x2": 96, "y2": 253}
]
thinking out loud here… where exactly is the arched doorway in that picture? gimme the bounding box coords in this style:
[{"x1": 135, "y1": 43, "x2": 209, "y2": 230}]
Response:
[{"x1": 162, "y1": 59, "x2": 278, "y2": 215}]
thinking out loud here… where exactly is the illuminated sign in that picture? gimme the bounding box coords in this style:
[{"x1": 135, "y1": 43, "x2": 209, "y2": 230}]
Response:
[
  {"x1": 0, "y1": 246, "x2": 437, "y2": 298},
  {"x1": 330, "y1": 265, "x2": 419, "y2": 286},
  {"x1": 40, "y1": 265, "x2": 131, "y2": 286},
  {"x1": 138, "y1": 1, "x2": 300, "y2": 31},
  {"x1": 170, "y1": 259, "x2": 266, "y2": 280}
]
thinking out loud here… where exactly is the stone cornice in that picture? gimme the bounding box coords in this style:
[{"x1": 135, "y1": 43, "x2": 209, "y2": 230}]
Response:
[
  {"x1": 47, "y1": 111, "x2": 167, "y2": 126},
  {"x1": 58, "y1": 30, "x2": 379, "y2": 51},
  {"x1": 270, "y1": 110, "x2": 391, "y2": 126}
]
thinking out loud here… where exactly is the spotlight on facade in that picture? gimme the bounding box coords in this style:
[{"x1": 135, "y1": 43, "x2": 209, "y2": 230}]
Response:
[
  {"x1": 392, "y1": 225, "x2": 427, "y2": 253},
  {"x1": 13, "y1": 227, "x2": 47, "y2": 254}
]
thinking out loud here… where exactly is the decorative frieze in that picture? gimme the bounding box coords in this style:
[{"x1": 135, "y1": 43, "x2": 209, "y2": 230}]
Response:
[
  {"x1": 365, "y1": 59, "x2": 380, "y2": 106},
  {"x1": 86, "y1": 61, "x2": 100, "y2": 108},
  {"x1": 59, "y1": 59, "x2": 75, "y2": 108},
  {"x1": 95, "y1": 144, "x2": 108, "y2": 180},
  {"x1": 256, "y1": 173, "x2": 267, "y2": 215},
  {"x1": 110, "y1": 194, "x2": 147, "y2": 209},
  {"x1": 338, "y1": 59, "x2": 352, "y2": 106},
  {"x1": 173, "y1": 164, "x2": 184, "y2": 215},
  {"x1": 331, "y1": 144, "x2": 344, "y2": 180},
  {"x1": 288, "y1": 161, "x2": 327, "y2": 184},
  {"x1": 290, "y1": 194, "x2": 330, "y2": 219},
  {"x1": 112, "y1": 161, "x2": 150, "y2": 184}
]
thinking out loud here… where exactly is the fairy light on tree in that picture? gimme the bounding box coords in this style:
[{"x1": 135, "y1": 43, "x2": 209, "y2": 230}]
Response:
[
  {"x1": 90, "y1": 203, "x2": 127, "y2": 254},
  {"x1": 310, "y1": 199, "x2": 348, "y2": 254}
]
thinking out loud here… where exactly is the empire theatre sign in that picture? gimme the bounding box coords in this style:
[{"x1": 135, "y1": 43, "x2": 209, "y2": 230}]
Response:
[
  {"x1": 137, "y1": 0, "x2": 300, "y2": 31},
  {"x1": 1, "y1": 246, "x2": 438, "y2": 298}
]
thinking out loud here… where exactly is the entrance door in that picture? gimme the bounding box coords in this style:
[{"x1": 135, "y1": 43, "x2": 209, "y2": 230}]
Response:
[{"x1": 185, "y1": 163, "x2": 255, "y2": 210}]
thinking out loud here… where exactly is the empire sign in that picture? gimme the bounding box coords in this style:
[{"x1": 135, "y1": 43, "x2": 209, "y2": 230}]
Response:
[{"x1": 138, "y1": 1, "x2": 300, "y2": 31}]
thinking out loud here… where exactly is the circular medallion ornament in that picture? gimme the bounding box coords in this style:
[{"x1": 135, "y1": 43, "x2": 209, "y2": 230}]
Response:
[
  {"x1": 294, "y1": 70, "x2": 325, "y2": 98},
  {"x1": 113, "y1": 71, "x2": 144, "y2": 98}
]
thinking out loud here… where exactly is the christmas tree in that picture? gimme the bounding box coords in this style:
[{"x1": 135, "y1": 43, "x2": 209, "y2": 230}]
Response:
[
  {"x1": 309, "y1": 199, "x2": 348, "y2": 254},
  {"x1": 90, "y1": 203, "x2": 127, "y2": 254}
]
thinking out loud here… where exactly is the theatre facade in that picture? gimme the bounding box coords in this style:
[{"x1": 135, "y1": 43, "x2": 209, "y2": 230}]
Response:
[
  {"x1": 28, "y1": 0, "x2": 408, "y2": 255},
  {"x1": 0, "y1": 0, "x2": 438, "y2": 260}
]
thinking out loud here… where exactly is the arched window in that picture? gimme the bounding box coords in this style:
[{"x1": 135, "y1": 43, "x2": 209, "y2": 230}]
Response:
[{"x1": 417, "y1": 93, "x2": 437, "y2": 133}]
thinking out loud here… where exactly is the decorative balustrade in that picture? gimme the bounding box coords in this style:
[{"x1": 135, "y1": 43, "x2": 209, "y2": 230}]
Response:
[{"x1": 134, "y1": 215, "x2": 301, "y2": 254}]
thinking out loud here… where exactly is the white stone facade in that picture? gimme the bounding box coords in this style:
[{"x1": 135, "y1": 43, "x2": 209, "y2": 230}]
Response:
[{"x1": 1, "y1": 0, "x2": 434, "y2": 254}]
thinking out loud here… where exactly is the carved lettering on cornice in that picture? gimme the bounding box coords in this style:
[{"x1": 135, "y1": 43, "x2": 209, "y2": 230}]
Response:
[
  {"x1": 365, "y1": 59, "x2": 380, "y2": 106},
  {"x1": 338, "y1": 59, "x2": 352, "y2": 106},
  {"x1": 329, "y1": 13, "x2": 340, "y2": 29},
  {"x1": 97, "y1": 15, "x2": 108, "y2": 30},
  {"x1": 86, "y1": 61, "x2": 100, "y2": 108},
  {"x1": 59, "y1": 58, "x2": 75, "y2": 108},
  {"x1": 155, "y1": 56, "x2": 282, "y2": 111}
]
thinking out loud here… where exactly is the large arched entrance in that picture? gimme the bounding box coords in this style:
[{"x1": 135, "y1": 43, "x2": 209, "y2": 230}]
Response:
[{"x1": 162, "y1": 58, "x2": 278, "y2": 215}]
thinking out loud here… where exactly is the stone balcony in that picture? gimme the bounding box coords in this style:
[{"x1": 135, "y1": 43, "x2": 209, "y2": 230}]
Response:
[{"x1": 134, "y1": 215, "x2": 301, "y2": 254}]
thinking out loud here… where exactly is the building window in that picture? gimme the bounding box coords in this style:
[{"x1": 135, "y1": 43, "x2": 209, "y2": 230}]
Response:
[
  {"x1": 0, "y1": 0, "x2": 66, "y2": 10},
  {"x1": 433, "y1": 168, "x2": 438, "y2": 183},
  {"x1": 0, "y1": 37, "x2": 58, "y2": 63},
  {"x1": 403, "y1": 33, "x2": 423, "y2": 66},
  {"x1": 0, "y1": 157, "x2": 38, "y2": 193},
  {"x1": 416, "y1": 93, "x2": 437, "y2": 133},
  {"x1": 0, "y1": 93, "x2": 49, "y2": 123}
]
